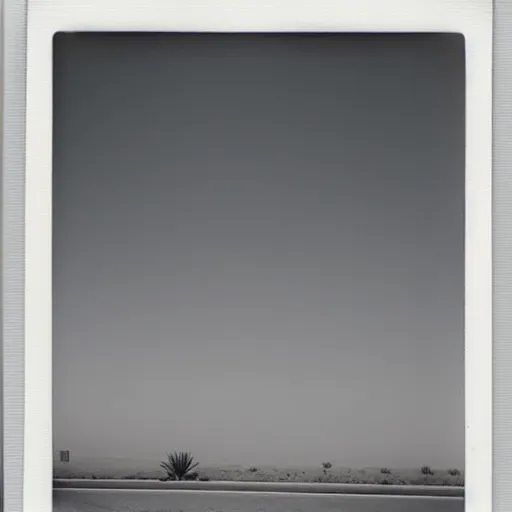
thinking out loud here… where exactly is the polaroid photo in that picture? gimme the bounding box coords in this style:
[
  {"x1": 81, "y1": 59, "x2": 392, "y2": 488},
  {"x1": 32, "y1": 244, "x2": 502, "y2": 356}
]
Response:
[{"x1": 2, "y1": 1, "x2": 494, "y2": 512}]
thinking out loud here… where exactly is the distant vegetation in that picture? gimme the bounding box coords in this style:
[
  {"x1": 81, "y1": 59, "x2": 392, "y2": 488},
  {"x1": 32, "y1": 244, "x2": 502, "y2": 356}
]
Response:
[
  {"x1": 421, "y1": 465, "x2": 434, "y2": 476},
  {"x1": 160, "y1": 452, "x2": 199, "y2": 481},
  {"x1": 54, "y1": 457, "x2": 464, "y2": 487},
  {"x1": 321, "y1": 461, "x2": 332, "y2": 474}
]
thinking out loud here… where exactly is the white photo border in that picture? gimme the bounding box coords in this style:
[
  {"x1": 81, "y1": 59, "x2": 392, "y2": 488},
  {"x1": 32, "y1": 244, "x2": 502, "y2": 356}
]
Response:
[{"x1": 22, "y1": 1, "x2": 492, "y2": 511}]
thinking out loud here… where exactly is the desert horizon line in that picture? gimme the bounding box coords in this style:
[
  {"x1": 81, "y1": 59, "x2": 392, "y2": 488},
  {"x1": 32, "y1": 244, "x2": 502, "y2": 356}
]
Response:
[{"x1": 52, "y1": 454, "x2": 464, "y2": 471}]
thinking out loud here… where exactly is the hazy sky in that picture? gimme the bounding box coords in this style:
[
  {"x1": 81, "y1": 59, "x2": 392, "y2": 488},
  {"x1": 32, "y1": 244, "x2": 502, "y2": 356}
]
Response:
[{"x1": 52, "y1": 33, "x2": 465, "y2": 469}]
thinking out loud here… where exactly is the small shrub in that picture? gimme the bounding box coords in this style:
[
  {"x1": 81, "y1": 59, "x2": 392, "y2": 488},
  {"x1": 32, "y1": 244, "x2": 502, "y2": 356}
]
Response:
[
  {"x1": 380, "y1": 468, "x2": 391, "y2": 474},
  {"x1": 381, "y1": 479, "x2": 392, "y2": 485},
  {"x1": 322, "y1": 461, "x2": 332, "y2": 474},
  {"x1": 160, "y1": 451, "x2": 199, "y2": 481},
  {"x1": 448, "y1": 468, "x2": 460, "y2": 476},
  {"x1": 249, "y1": 467, "x2": 258, "y2": 473},
  {"x1": 183, "y1": 471, "x2": 199, "y2": 481},
  {"x1": 421, "y1": 465, "x2": 434, "y2": 476},
  {"x1": 199, "y1": 476, "x2": 210, "y2": 482}
]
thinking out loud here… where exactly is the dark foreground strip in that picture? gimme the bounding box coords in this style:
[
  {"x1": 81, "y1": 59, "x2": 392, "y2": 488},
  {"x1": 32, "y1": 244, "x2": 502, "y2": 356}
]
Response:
[{"x1": 53, "y1": 479, "x2": 464, "y2": 498}]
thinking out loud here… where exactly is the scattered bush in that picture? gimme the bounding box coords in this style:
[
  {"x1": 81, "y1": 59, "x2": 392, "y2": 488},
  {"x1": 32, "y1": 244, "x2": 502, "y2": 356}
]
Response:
[
  {"x1": 160, "y1": 451, "x2": 199, "y2": 481},
  {"x1": 249, "y1": 467, "x2": 258, "y2": 473},
  {"x1": 380, "y1": 468, "x2": 391, "y2": 474},
  {"x1": 322, "y1": 461, "x2": 332, "y2": 473},
  {"x1": 421, "y1": 465, "x2": 434, "y2": 476},
  {"x1": 199, "y1": 476, "x2": 210, "y2": 482},
  {"x1": 448, "y1": 468, "x2": 460, "y2": 476}
]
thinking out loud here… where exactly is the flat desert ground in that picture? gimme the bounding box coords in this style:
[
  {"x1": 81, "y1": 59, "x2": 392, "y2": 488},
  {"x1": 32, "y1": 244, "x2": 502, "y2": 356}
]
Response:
[{"x1": 53, "y1": 458, "x2": 464, "y2": 486}]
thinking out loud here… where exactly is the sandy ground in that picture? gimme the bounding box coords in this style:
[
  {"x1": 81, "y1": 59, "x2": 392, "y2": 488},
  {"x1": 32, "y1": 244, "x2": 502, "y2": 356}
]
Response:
[{"x1": 53, "y1": 458, "x2": 464, "y2": 486}]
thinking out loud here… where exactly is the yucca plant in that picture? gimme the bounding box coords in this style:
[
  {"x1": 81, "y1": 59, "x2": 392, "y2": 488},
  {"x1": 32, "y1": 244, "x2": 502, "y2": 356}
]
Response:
[{"x1": 160, "y1": 451, "x2": 199, "y2": 481}]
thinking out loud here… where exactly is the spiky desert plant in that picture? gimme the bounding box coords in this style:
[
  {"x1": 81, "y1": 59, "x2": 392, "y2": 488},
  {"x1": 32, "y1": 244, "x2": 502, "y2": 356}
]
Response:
[{"x1": 160, "y1": 451, "x2": 199, "y2": 481}]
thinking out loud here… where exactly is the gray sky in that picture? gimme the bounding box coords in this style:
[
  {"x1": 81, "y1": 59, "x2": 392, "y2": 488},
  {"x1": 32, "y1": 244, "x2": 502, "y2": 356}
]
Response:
[{"x1": 52, "y1": 33, "x2": 465, "y2": 469}]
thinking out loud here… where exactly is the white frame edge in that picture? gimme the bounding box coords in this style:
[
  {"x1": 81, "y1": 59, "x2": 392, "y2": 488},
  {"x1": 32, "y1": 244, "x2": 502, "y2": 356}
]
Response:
[{"x1": 24, "y1": 1, "x2": 492, "y2": 511}]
